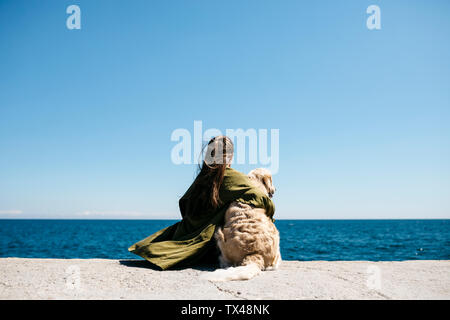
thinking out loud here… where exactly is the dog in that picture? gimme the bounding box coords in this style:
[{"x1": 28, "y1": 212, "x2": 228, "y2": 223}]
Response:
[{"x1": 201, "y1": 168, "x2": 281, "y2": 281}]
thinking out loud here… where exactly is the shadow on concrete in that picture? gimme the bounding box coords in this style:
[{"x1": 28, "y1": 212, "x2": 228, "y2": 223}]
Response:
[
  {"x1": 119, "y1": 259, "x2": 218, "y2": 271},
  {"x1": 119, "y1": 259, "x2": 161, "y2": 270}
]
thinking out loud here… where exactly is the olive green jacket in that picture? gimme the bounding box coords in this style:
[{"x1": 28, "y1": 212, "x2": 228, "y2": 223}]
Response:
[{"x1": 128, "y1": 167, "x2": 275, "y2": 270}]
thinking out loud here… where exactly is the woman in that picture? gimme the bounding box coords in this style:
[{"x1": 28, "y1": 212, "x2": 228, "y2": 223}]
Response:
[{"x1": 128, "y1": 136, "x2": 275, "y2": 270}]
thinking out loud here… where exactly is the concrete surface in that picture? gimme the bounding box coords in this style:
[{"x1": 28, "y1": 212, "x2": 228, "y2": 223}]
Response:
[{"x1": 0, "y1": 258, "x2": 449, "y2": 300}]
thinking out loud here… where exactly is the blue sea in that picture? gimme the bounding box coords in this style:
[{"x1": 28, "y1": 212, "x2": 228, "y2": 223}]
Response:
[{"x1": 0, "y1": 219, "x2": 449, "y2": 261}]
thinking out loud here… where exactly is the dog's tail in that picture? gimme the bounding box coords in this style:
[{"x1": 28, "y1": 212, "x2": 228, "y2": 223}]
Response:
[
  {"x1": 201, "y1": 255, "x2": 263, "y2": 282},
  {"x1": 201, "y1": 263, "x2": 262, "y2": 282}
]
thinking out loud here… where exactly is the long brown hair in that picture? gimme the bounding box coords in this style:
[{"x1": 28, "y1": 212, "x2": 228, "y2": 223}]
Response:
[{"x1": 190, "y1": 136, "x2": 234, "y2": 212}]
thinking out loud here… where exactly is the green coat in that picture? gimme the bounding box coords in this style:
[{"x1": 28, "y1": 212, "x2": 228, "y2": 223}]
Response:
[{"x1": 128, "y1": 167, "x2": 275, "y2": 270}]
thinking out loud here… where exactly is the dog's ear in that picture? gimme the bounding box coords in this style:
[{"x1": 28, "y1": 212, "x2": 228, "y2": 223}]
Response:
[
  {"x1": 262, "y1": 175, "x2": 275, "y2": 197},
  {"x1": 262, "y1": 176, "x2": 271, "y2": 188}
]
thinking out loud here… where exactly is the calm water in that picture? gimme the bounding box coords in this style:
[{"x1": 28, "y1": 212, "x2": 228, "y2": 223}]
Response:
[{"x1": 0, "y1": 219, "x2": 449, "y2": 261}]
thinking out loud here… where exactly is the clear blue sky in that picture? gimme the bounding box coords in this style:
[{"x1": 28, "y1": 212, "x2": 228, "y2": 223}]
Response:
[{"x1": 0, "y1": 0, "x2": 449, "y2": 219}]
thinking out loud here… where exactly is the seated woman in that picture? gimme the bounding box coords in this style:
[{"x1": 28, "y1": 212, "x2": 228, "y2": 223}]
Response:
[{"x1": 128, "y1": 135, "x2": 275, "y2": 270}]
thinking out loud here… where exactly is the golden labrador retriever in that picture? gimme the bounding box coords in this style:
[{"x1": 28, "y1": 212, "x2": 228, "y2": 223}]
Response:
[{"x1": 202, "y1": 168, "x2": 281, "y2": 281}]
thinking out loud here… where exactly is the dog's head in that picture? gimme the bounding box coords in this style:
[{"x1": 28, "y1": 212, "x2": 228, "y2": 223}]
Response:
[{"x1": 248, "y1": 168, "x2": 276, "y2": 198}]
